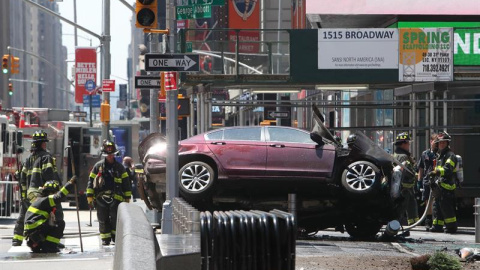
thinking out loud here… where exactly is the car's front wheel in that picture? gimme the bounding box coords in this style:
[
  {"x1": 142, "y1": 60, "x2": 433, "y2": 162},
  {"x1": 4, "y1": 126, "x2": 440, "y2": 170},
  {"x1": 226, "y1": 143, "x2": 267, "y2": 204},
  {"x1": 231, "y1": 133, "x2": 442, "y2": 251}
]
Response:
[
  {"x1": 341, "y1": 160, "x2": 381, "y2": 197},
  {"x1": 179, "y1": 161, "x2": 216, "y2": 201}
]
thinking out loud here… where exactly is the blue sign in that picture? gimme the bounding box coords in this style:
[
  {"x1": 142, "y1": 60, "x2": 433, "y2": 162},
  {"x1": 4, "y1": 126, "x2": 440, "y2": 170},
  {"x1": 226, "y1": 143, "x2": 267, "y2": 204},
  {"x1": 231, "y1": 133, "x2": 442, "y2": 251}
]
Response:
[
  {"x1": 85, "y1": 80, "x2": 96, "y2": 92},
  {"x1": 83, "y1": 94, "x2": 101, "y2": 107}
]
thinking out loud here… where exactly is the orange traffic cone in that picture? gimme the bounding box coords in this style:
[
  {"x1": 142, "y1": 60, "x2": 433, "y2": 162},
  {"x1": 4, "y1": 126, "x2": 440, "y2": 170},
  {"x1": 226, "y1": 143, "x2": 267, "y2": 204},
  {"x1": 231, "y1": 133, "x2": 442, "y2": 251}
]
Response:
[{"x1": 19, "y1": 108, "x2": 25, "y2": 128}]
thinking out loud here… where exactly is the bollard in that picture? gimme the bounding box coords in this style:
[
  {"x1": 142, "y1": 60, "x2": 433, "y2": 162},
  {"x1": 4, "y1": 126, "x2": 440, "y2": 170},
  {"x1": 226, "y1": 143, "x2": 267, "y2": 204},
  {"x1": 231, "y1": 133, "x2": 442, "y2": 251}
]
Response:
[{"x1": 475, "y1": 198, "x2": 480, "y2": 243}]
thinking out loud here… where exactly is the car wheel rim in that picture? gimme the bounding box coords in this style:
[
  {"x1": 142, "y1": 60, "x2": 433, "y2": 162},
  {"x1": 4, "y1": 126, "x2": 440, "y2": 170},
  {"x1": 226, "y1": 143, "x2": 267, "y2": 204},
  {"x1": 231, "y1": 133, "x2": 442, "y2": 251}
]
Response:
[
  {"x1": 181, "y1": 164, "x2": 211, "y2": 192},
  {"x1": 345, "y1": 163, "x2": 376, "y2": 191}
]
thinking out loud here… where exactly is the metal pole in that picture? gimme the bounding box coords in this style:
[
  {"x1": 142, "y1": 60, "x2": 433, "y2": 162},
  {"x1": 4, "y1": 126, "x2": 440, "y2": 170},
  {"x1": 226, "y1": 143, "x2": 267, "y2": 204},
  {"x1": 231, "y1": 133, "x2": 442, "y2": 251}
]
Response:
[
  {"x1": 430, "y1": 90, "x2": 435, "y2": 134},
  {"x1": 89, "y1": 94, "x2": 93, "y2": 127},
  {"x1": 149, "y1": 34, "x2": 159, "y2": 133},
  {"x1": 475, "y1": 198, "x2": 480, "y2": 243},
  {"x1": 102, "y1": 0, "x2": 111, "y2": 141},
  {"x1": 443, "y1": 90, "x2": 448, "y2": 133}
]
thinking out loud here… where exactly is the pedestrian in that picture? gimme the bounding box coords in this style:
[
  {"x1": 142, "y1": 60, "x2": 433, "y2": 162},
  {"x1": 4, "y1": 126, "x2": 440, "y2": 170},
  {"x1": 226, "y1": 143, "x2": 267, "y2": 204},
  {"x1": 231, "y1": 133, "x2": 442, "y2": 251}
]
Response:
[
  {"x1": 416, "y1": 133, "x2": 438, "y2": 231},
  {"x1": 430, "y1": 131, "x2": 458, "y2": 234},
  {"x1": 12, "y1": 143, "x2": 37, "y2": 246},
  {"x1": 393, "y1": 132, "x2": 419, "y2": 231},
  {"x1": 26, "y1": 130, "x2": 65, "y2": 249},
  {"x1": 86, "y1": 140, "x2": 132, "y2": 245},
  {"x1": 122, "y1": 156, "x2": 138, "y2": 202},
  {"x1": 24, "y1": 176, "x2": 77, "y2": 253}
]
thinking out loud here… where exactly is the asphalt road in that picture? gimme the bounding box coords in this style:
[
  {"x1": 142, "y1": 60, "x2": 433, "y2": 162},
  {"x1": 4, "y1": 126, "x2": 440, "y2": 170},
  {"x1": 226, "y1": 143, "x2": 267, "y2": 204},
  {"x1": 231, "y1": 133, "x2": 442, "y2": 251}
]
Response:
[{"x1": 1, "y1": 201, "x2": 479, "y2": 270}]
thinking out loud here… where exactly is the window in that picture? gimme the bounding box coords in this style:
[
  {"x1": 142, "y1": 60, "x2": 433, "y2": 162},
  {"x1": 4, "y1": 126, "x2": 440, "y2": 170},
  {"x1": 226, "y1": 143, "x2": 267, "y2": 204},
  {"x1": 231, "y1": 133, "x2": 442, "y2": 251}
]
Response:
[
  {"x1": 268, "y1": 127, "x2": 314, "y2": 144},
  {"x1": 205, "y1": 130, "x2": 223, "y2": 140},
  {"x1": 223, "y1": 128, "x2": 261, "y2": 141}
]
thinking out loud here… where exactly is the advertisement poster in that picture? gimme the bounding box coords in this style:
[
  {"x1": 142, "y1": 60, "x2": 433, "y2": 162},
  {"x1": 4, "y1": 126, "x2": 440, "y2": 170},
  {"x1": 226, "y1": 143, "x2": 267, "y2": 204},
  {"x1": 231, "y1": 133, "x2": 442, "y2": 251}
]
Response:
[
  {"x1": 228, "y1": 0, "x2": 260, "y2": 53},
  {"x1": 454, "y1": 29, "x2": 480, "y2": 65},
  {"x1": 291, "y1": 0, "x2": 306, "y2": 29},
  {"x1": 399, "y1": 28, "x2": 453, "y2": 82},
  {"x1": 75, "y1": 48, "x2": 97, "y2": 104},
  {"x1": 318, "y1": 29, "x2": 399, "y2": 69}
]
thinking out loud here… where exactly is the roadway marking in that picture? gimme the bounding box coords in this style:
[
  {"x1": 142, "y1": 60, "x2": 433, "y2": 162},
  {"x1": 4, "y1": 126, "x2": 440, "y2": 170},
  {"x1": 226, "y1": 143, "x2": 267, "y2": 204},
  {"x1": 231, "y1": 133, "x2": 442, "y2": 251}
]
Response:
[
  {"x1": 0, "y1": 258, "x2": 99, "y2": 263},
  {"x1": 391, "y1": 242, "x2": 419, "y2": 256}
]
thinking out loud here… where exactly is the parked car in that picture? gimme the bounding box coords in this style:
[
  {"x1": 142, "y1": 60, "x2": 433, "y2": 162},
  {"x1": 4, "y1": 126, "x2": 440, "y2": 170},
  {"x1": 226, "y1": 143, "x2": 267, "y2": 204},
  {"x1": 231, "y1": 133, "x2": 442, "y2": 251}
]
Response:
[{"x1": 139, "y1": 105, "x2": 401, "y2": 238}]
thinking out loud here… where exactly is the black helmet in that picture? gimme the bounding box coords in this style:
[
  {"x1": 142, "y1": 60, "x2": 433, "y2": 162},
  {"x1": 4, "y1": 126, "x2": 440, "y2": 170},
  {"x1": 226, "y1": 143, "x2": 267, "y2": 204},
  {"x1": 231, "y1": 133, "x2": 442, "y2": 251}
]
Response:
[
  {"x1": 40, "y1": 181, "x2": 60, "y2": 196},
  {"x1": 101, "y1": 140, "x2": 118, "y2": 155},
  {"x1": 32, "y1": 130, "x2": 49, "y2": 143},
  {"x1": 395, "y1": 132, "x2": 412, "y2": 144},
  {"x1": 435, "y1": 131, "x2": 451, "y2": 143}
]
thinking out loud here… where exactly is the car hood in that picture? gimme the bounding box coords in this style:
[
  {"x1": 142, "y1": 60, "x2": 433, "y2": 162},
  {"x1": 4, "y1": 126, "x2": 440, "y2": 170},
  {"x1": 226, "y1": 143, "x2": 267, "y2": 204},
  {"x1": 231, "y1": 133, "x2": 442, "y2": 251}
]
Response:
[
  {"x1": 311, "y1": 104, "x2": 342, "y2": 147},
  {"x1": 138, "y1": 132, "x2": 167, "y2": 163}
]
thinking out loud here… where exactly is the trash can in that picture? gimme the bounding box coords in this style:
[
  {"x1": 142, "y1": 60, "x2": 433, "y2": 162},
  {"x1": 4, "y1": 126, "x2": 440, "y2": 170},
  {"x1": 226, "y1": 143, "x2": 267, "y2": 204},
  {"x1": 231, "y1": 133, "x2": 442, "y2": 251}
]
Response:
[{"x1": 475, "y1": 198, "x2": 480, "y2": 243}]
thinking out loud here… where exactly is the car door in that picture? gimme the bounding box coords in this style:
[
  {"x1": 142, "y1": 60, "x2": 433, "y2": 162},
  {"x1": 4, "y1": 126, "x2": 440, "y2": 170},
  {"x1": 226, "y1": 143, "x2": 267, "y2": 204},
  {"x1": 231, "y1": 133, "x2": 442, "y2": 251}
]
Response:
[
  {"x1": 206, "y1": 127, "x2": 266, "y2": 178},
  {"x1": 265, "y1": 127, "x2": 335, "y2": 179}
]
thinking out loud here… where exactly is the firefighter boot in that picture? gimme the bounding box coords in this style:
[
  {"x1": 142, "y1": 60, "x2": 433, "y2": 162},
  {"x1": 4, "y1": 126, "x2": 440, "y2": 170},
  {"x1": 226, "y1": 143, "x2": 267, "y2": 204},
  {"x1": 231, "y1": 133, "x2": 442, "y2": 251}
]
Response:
[
  {"x1": 425, "y1": 215, "x2": 433, "y2": 231},
  {"x1": 102, "y1": 239, "x2": 111, "y2": 246},
  {"x1": 12, "y1": 239, "x2": 22, "y2": 246},
  {"x1": 42, "y1": 241, "x2": 60, "y2": 253}
]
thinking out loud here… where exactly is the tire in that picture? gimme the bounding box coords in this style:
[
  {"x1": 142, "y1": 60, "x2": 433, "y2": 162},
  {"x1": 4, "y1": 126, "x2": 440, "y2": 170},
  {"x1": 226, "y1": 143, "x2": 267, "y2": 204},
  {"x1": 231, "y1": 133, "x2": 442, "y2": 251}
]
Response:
[
  {"x1": 341, "y1": 161, "x2": 381, "y2": 197},
  {"x1": 178, "y1": 161, "x2": 216, "y2": 201},
  {"x1": 345, "y1": 221, "x2": 382, "y2": 240}
]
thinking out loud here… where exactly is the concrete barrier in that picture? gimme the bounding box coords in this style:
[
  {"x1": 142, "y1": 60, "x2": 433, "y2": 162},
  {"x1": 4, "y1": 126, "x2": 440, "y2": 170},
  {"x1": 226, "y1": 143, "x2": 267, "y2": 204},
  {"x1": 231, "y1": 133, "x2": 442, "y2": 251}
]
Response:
[{"x1": 114, "y1": 203, "x2": 157, "y2": 270}]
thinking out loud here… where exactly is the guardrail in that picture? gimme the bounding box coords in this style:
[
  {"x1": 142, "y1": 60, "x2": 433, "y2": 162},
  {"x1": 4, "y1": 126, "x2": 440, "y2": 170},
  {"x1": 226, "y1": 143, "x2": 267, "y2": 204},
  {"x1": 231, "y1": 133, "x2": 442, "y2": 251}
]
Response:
[{"x1": 0, "y1": 180, "x2": 21, "y2": 218}]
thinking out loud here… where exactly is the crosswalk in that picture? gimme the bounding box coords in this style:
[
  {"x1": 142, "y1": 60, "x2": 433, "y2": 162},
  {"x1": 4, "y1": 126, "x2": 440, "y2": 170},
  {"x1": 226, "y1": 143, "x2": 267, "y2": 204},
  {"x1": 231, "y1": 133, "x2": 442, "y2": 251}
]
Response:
[{"x1": 8, "y1": 235, "x2": 113, "y2": 253}]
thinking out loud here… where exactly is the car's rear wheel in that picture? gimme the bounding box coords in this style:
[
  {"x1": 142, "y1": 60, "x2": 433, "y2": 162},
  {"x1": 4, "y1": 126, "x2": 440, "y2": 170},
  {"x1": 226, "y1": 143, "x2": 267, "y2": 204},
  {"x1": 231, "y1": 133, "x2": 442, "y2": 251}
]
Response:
[
  {"x1": 179, "y1": 161, "x2": 216, "y2": 201},
  {"x1": 341, "y1": 160, "x2": 381, "y2": 197},
  {"x1": 345, "y1": 221, "x2": 382, "y2": 240}
]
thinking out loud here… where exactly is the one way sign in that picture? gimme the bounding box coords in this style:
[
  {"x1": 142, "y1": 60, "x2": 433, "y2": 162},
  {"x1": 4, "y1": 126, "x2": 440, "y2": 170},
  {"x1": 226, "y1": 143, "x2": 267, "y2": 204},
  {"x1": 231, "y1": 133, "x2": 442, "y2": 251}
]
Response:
[{"x1": 145, "y1": 54, "x2": 200, "y2": 72}]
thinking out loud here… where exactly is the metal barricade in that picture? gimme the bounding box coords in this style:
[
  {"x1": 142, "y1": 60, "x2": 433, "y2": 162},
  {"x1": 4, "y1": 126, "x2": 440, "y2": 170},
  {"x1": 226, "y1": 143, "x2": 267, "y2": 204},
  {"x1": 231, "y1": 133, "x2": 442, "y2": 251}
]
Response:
[
  {"x1": 172, "y1": 197, "x2": 201, "y2": 234},
  {"x1": 200, "y1": 209, "x2": 296, "y2": 270},
  {"x1": 0, "y1": 180, "x2": 21, "y2": 219}
]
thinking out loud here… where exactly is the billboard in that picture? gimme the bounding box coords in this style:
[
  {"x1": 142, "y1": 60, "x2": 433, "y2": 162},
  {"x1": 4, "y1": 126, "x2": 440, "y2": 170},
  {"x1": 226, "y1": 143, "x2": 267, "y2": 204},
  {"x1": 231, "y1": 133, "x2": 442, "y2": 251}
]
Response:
[
  {"x1": 399, "y1": 28, "x2": 453, "y2": 82},
  {"x1": 318, "y1": 29, "x2": 399, "y2": 69},
  {"x1": 454, "y1": 29, "x2": 480, "y2": 65},
  {"x1": 228, "y1": 0, "x2": 260, "y2": 53},
  {"x1": 75, "y1": 48, "x2": 97, "y2": 104}
]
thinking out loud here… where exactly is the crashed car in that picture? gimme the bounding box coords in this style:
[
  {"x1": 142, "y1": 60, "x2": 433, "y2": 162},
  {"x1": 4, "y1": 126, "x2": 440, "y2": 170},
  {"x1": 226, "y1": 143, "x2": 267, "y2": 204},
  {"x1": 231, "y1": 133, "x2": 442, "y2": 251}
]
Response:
[{"x1": 138, "y1": 105, "x2": 401, "y2": 238}]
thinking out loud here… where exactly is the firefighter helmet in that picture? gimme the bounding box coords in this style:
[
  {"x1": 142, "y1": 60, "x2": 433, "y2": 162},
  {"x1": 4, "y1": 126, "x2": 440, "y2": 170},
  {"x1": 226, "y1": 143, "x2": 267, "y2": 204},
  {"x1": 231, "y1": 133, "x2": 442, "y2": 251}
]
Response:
[
  {"x1": 395, "y1": 132, "x2": 412, "y2": 144},
  {"x1": 435, "y1": 131, "x2": 452, "y2": 143},
  {"x1": 40, "y1": 181, "x2": 60, "y2": 196},
  {"x1": 32, "y1": 130, "x2": 49, "y2": 142},
  {"x1": 101, "y1": 140, "x2": 118, "y2": 155}
]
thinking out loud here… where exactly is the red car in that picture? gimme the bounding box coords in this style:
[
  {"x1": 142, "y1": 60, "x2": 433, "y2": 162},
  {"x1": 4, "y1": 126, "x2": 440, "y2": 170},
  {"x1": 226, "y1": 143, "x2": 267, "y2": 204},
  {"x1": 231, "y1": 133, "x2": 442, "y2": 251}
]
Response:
[{"x1": 139, "y1": 105, "x2": 399, "y2": 238}]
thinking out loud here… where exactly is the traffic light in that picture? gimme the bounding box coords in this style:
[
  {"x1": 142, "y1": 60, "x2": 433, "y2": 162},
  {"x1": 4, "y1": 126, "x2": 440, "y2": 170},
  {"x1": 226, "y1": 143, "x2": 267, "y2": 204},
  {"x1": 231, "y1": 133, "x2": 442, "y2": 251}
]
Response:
[
  {"x1": 8, "y1": 83, "x2": 13, "y2": 96},
  {"x1": 100, "y1": 101, "x2": 111, "y2": 123},
  {"x1": 10, "y1": 56, "x2": 19, "y2": 74},
  {"x1": 135, "y1": 0, "x2": 157, "y2": 29},
  {"x1": 159, "y1": 72, "x2": 166, "y2": 100},
  {"x1": 2, "y1": 55, "x2": 9, "y2": 74}
]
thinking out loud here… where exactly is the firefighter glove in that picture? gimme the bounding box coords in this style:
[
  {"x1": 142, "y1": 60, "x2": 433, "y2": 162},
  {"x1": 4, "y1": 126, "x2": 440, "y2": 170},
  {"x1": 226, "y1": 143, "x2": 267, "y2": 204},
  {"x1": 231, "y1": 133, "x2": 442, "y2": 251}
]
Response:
[
  {"x1": 87, "y1": 196, "x2": 94, "y2": 205},
  {"x1": 69, "y1": 175, "x2": 77, "y2": 184}
]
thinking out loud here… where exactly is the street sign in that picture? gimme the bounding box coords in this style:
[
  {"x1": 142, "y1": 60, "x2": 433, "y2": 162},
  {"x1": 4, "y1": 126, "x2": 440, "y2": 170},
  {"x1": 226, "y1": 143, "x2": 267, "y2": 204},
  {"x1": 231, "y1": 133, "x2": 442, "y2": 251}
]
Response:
[
  {"x1": 164, "y1": 72, "x2": 177, "y2": 91},
  {"x1": 177, "y1": 0, "x2": 224, "y2": 5},
  {"x1": 102, "y1": 79, "x2": 115, "y2": 92},
  {"x1": 83, "y1": 94, "x2": 101, "y2": 107},
  {"x1": 85, "y1": 80, "x2": 96, "y2": 93},
  {"x1": 176, "y1": 42, "x2": 193, "y2": 53},
  {"x1": 145, "y1": 54, "x2": 200, "y2": 72},
  {"x1": 268, "y1": 111, "x2": 290, "y2": 119},
  {"x1": 73, "y1": 111, "x2": 88, "y2": 118},
  {"x1": 176, "y1": 4, "x2": 212, "y2": 20},
  {"x1": 135, "y1": 76, "x2": 160, "y2": 89}
]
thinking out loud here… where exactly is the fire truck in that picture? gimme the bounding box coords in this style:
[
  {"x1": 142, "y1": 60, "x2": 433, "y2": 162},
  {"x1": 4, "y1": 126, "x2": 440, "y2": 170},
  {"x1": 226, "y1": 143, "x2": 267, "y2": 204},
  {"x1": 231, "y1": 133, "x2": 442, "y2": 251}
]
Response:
[{"x1": 0, "y1": 114, "x2": 23, "y2": 216}]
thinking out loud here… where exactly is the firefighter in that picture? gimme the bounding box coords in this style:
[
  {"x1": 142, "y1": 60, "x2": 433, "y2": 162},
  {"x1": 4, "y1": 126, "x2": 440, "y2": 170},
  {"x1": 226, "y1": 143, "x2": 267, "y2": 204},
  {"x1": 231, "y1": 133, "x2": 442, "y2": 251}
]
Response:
[
  {"x1": 122, "y1": 156, "x2": 138, "y2": 201},
  {"x1": 87, "y1": 140, "x2": 132, "y2": 245},
  {"x1": 393, "y1": 132, "x2": 419, "y2": 229},
  {"x1": 12, "y1": 143, "x2": 37, "y2": 246},
  {"x1": 27, "y1": 130, "x2": 65, "y2": 248},
  {"x1": 416, "y1": 133, "x2": 438, "y2": 231},
  {"x1": 430, "y1": 131, "x2": 458, "y2": 234},
  {"x1": 24, "y1": 177, "x2": 76, "y2": 253}
]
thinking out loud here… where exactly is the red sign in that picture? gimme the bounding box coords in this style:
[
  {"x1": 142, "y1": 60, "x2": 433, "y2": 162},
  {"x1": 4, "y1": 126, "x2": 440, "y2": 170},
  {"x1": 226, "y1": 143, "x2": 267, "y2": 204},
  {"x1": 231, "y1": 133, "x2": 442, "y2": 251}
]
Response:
[
  {"x1": 102, "y1": 79, "x2": 115, "y2": 92},
  {"x1": 164, "y1": 72, "x2": 177, "y2": 91},
  {"x1": 75, "y1": 48, "x2": 97, "y2": 103},
  {"x1": 228, "y1": 0, "x2": 260, "y2": 53}
]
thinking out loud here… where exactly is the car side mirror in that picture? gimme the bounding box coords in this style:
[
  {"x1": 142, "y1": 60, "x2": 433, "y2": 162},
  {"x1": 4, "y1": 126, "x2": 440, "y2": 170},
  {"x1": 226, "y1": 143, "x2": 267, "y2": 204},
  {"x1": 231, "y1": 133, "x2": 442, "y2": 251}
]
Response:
[{"x1": 310, "y1": 133, "x2": 325, "y2": 146}]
